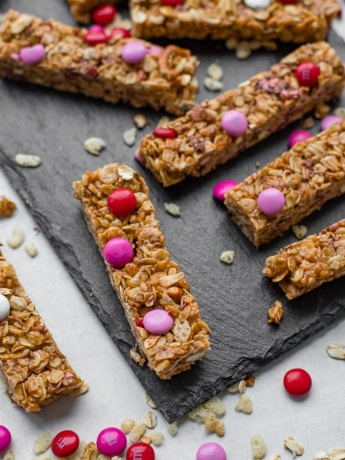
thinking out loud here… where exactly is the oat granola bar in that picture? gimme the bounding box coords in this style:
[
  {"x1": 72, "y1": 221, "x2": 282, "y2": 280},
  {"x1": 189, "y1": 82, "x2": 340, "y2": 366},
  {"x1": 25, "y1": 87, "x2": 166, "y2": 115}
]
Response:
[
  {"x1": 0, "y1": 250, "x2": 87, "y2": 412},
  {"x1": 225, "y1": 120, "x2": 345, "y2": 247},
  {"x1": 73, "y1": 163, "x2": 210, "y2": 379},
  {"x1": 263, "y1": 220, "x2": 345, "y2": 299},
  {"x1": 68, "y1": 0, "x2": 117, "y2": 23},
  {"x1": 0, "y1": 10, "x2": 198, "y2": 115},
  {"x1": 138, "y1": 41, "x2": 345, "y2": 186},
  {"x1": 131, "y1": 0, "x2": 340, "y2": 44}
]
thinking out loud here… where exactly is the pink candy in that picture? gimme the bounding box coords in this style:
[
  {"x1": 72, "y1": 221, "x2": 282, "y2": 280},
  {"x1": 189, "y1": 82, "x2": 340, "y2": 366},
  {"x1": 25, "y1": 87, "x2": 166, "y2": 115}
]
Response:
[
  {"x1": 213, "y1": 180, "x2": 238, "y2": 201},
  {"x1": 221, "y1": 110, "x2": 248, "y2": 137},
  {"x1": 121, "y1": 42, "x2": 147, "y2": 64},
  {"x1": 104, "y1": 238, "x2": 134, "y2": 267},
  {"x1": 89, "y1": 24, "x2": 105, "y2": 33},
  {"x1": 196, "y1": 442, "x2": 227, "y2": 460},
  {"x1": 258, "y1": 188, "x2": 285, "y2": 216},
  {"x1": 19, "y1": 44, "x2": 45, "y2": 65},
  {"x1": 143, "y1": 310, "x2": 174, "y2": 335},
  {"x1": 0, "y1": 426, "x2": 11, "y2": 452},
  {"x1": 320, "y1": 115, "x2": 343, "y2": 131},
  {"x1": 97, "y1": 427, "x2": 127, "y2": 456},
  {"x1": 288, "y1": 129, "x2": 312, "y2": 148},
  {"x1": 134, "y1": 149, "x2": 145, "y2": 164}
]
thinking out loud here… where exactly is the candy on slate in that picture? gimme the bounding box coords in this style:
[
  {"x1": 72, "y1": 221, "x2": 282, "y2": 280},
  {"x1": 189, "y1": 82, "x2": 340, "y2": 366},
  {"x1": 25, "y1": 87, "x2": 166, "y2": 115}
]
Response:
[
  {"x1": 97, "y1": 427, "x2": 127, "y2": 456},
  {"x1": 320, "y1": 115, "x2": 343, "y2": 130},
  {"x1": 103, "y1": 238, "x2": 134, "y2": 267},
  {"x1": 257, "y1": 188, "x2": 285, "y2": 216},
  {"x1": 0, "y1": 426, "x2": 11, "y2": 452},
  {"x1": 221, "y1": 110, "x2": 248, "y2": 137},
  {"x1": 19, "y1": 44, "x2": 45, "y2": 65},
  {"x1": 51, "y1": 430, "x2": 79, "y2": 457},
  {"x1": 213, "y1": 180, "x2": 238, "y2": 201},
  {"x1": 126, "y1": 442, "x2": 155, "y2": 460},
  {"x1": 143, "y1": 310, "x2": 174, "y2": 335},
  {"x1": 107, "y1": 188, "x2": 137, "y2": 217},
  {"x1": 121, "y1": 42, "x2": 147, "y2": 64},
  {"x1": 196, "y1": 442, "x2": 227, "y2": 460},
  {"x1": 284, "y1": 368, "x2": 312, "y2": 396},
  {"x1": 91, "y1": 4, "x2": 117, "y2": 25},
  {"x1": 0, "y1": 294, "x2": 10, "y2": 321},
  {"x1": 287, "y1": 130, "x2": 312, "y2": 148}
]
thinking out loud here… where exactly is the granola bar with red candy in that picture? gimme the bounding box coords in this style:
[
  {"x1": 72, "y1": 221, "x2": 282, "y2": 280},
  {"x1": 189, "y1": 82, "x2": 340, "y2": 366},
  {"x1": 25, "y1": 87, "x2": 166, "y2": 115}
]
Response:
[
  {"x1": 263, "y1": 220, "x2": 345, "y2": 299},
  {"x1": 0, "y1": 10, "x2": 199, "y2": 115},
  {"x1": 0, "y1": 250, "x2": 87, "y2": 412},
  {"x1": 225, "y1": 120, "x2": 345, "y2": 247},
  {"x1": 137, "y1": 41, "x2": 345, "y2": 187},
  {"x1": 68, "y1": 0, "x2": 117, "y2": 24},
  {"x1": 73, "y1": 163, "x2": 210, "y2": 379}
]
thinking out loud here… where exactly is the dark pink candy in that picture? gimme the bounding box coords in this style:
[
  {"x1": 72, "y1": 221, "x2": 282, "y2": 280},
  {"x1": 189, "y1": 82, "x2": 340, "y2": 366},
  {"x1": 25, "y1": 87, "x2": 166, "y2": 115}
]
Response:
[
  {"x1": 288, "y1": 130, "x2": 312, "y2": 148},
  {"x1": 213, "y1": 180, "x2": 238, "y2": 201},
  {"x1": 320, "y1": 115, "x2": 343, "y2": 131}
]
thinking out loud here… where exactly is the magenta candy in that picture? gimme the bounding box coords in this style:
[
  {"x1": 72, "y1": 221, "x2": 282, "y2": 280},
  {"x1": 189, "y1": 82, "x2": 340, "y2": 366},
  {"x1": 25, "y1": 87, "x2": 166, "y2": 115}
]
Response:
[
  {"x1": 196, "y1": 442, "x2": 227, "y2": 460},
  {"x1": 143, "y1": 310, "x2": 174, "y2": 335},
  {"x1": 104, "y1": 238, "x2": 134, "y2": 267},
  {"x1": 258, "y1": 188, "x2": 285, "y2": 216},
  {"x1": 134, "y1": 149, "x2": 145, "y2": 164},
  {"x1": 148, "y1": 45, "x2": 164, "y2": 56},
  {"x1": 320, "y1": 115, "x2": 343, "y2": 131},
  {"x1": 97, "y1": 427, "x2": 127, "y2": 456},
  {"x1": 19, "y1": 44, "x2": 45, "y2": 65},
  {"x1": 0, "y1": 426, "x2": 11, "y2": 452},
  {"x1": 221, "y1": 110, "x2": 248, "y2": 137},
  {"x1": 121, "y1": 42, "x2": 147, "y2": 64},
  {"x1": 288, "y1": 129, "x2": 312, "y2": 148},
  {"x1": 89, "y1": 24, "x2": 105, "y2": 33},
  {"x1": 213, "y1": 180, "x2": 238, "y2": 201}
]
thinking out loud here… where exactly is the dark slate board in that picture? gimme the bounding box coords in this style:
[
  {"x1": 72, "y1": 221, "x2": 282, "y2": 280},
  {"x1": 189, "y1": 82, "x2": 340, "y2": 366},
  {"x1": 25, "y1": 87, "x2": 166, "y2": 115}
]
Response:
[{"x1": 1, "y1": 0, "x2": 345, "y2": 422}]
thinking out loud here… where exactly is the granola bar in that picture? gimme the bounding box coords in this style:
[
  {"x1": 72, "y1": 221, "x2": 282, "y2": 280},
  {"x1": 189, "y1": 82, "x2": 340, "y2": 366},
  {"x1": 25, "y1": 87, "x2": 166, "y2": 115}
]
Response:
[
  {"x1": 68, "y1": 0, "x2": 116, "y2": 23},
  {"x1": 224, "y1": 120, "x2": 345, "y2": 247},
  {"x1": 0, "y1": 10, "x2": 198, "y2": 115},
  {"x1": 0, "y1": 250, "x2": 87, "y2": 412},
  {"x1": 131, "y1": 0, "x2": 340, "y2": 44},
  {"x1": 138, "y1": 41, "x2": 345, "y2": 186},
  {"x1": 263, "y1": 220, "x2": 345, "y2": 299},
  {"x1": 73, "y1": 163, "x2": 210, "y2": 379}
]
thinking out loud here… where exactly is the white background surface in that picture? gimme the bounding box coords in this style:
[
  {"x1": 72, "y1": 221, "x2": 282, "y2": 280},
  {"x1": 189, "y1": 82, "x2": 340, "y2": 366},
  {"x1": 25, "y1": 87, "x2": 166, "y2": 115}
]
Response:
[{"x1": 1, "y1": 15, "x2": 345, "y2": 460}]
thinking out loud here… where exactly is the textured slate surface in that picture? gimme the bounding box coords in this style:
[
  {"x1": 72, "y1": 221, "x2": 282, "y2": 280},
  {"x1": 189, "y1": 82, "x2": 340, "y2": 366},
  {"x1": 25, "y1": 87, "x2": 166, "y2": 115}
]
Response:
[{"x1": 1, "y1": 0, "x2": 345, "y2": 422}]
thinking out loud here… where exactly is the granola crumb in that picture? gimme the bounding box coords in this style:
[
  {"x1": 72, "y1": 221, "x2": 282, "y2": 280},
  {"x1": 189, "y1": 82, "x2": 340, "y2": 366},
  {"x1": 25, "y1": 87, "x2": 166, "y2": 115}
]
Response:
[
  {"x1": 130, "y1": 347, "x2": 145, "y2": 365},
  {"x1": 32, "y1": 455, "x2": 51, "y2": 460},
  {"x1": 15, "y1": 153, "x2": 41, "y2": 168},
  {"x1": 143, "y1": 411, "x2": 157, "y2": 429},
  {"x1": 121, "y1": 419, "x2": 136, "y2": 434},
  {"x1": 123, "y1": 127, "x2": 137, "y2": 146},
  {"x1": 84, "y1": 137, "x2": 106, "y2": 155},
  {"x1": 166, "y1": 421, "x2": 178, "y2": 436},
  {"x1": 334, "y1": 107, "x2": 345, "y2": 119},
  {"x1": 227, "y1": 379, "x2": 246, "y2": 394},
  {"x1": 134, "y1": 114, "x2": 148, "y2": 129},
  {"x1": 164, "y1": 203, "x2": 180, "y2": 217},
  {"x1": 245, "y1": 374, "x2": 256, "y2": 387},
  {"x1": 144, "y1": 392, "x2": 157, "y2": 409},
  {"x1": 150, "y1": 431, "x2": 164, "y2": 447},
  {"x1": 157, "y1": 116, "x2": 170, "y2": 127},
  {"x1": 301, "y1": 116, "x2": 315, "y2": 129},
  {"x1": 236, "y1": 42, "x2": 252, "y2": 60},
  {"x1": 326, "y1": 343, "x2": 345, "y2": 360},
  {"x1": 203, "y1": 396, "x2": 226, "y2": 416},
  {"x1": 292, "y1": 224, "x2": 307, "y2": 239},
  {"x1": 220, "y1": 250, "x2": 235, "y2": 264},
  {"x1": 207, "y1": 63, "x2": 223, "y2": 81},
  {"x1": 251, "y1": 432, "x2": 267, "y2": 460},
  {"x1": 204, "y1": 77, "x2": 223, "y2": 92},
  {"x1": 284, "y1": 436, "x2": 304, "y2": 456},
  {"x1": 205, "y1": 417, "x2": 225, "y2": 437},
  {"x1": 129, "y1": 423, "x2": 146, "y2": 443},
  {"x1": 4, "y1": 450, "x2": 15, "y2": 460},
  {"x1": 314, "y1": 102, "x2": 331, "y2": 119},
  {"x1": 24, "y1": 242, "x2": 38, "y2": 258},
  {"x1": 256, "y1": 161, "x2": 261, "y2": 168},
  {"x1": 140, "y1": 434, "x2": 152, "y2": 445},
  {"x1": 0, "y1": 196, "x2": 16, "y2": 218},
  {"x1": 268, "y1": 300, "x2": 284, "y2": 325},
  {"x1": 235, "y1": 394, "x2": 253, "y2": 414},
  {"x1": 33, "y1": 431, "x2": 52, "y2": 454},
  {"x1": 7, "y1": 225, "x2": 25, "y2": 249}
]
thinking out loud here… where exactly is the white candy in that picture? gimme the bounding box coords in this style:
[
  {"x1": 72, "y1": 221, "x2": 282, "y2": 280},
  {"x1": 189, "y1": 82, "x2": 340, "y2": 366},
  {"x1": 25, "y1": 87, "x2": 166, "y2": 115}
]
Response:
[
  {"x1": 244, "y1": 0, "x2": 270, "y2": 9},
  {"x1": 0, "y1": 294, "x2": 10, "y2": 321}
]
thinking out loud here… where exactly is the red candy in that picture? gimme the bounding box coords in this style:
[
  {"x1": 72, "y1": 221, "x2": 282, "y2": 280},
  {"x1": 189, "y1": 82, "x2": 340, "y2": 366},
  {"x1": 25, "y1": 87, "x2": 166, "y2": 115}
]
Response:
[
  {"x1": 136, "y1": 318, "x2": 144, "y2": 327},
  {"x1": 110, "y1": 27, "x2": 132, "y2": 39},
  {"x1": 107, "y1": 188, "x2": 137, "y2": 217},
  {"x1": 153, "y1": 127, "x2": 177, "y2": 139},
  {"x1": 126, "y1": 442, "x2": 155, "y2": 460},
  {"x1": 283, "y1": 368, "x2": 312, "y2": 396},
  {"x1": 91, "y1": 4, "x2": 117, "y2": 25},
  {"x1": 279, "y1": 0, "x2": 298, "y2": 3},
  {"x1": 295, "y1": 62, "x2": 320, "y2": 87},
  {"x1": 84, "y1": 31, "x2": 110, "y2": 45},
  {"x1": 51, "y1": 430, "x2": 79, "y2": 457},
  {"x1": 160, "y1": 0, "x2": 184, "y2": 5}
]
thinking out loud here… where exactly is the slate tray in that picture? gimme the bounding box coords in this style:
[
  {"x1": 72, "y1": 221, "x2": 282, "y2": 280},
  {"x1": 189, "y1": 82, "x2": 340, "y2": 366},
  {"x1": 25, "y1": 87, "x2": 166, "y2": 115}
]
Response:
[{"x1": 1, "y1": 0, "x2": 345, "y2": 422}]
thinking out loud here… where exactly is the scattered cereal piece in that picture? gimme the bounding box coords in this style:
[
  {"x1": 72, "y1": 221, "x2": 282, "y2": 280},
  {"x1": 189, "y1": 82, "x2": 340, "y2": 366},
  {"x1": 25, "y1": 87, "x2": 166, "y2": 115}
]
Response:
[
  {"x1": 164, "y1": 203, "x2": 180, "y2": 217},
  {"x1": 204, "y1": 77, "x2": 223, "y2": 92},
  {"x1": 236, "y1": 42, "x2": 252, "y2": 60},
  {"x1": 144, "y1": 392, "x2": 157, "y2": 409},
  {"x1": 235, "y1": 394, "x2": 252, "y2": 414},
  {"x1": 188, "y1": 406, "x2": 216, "y2": 423},
  {"x1": 157, "y1": 116, "x2": 170, "y2": 127},
  {"x1": 256, "y1": 161, "x2": 261, "y2": 168},
  {"x1": 245, "y1": 374, "x2": 256, "y2": 387},
  {"x1": 33, "y1": 432, "x2": 52, "y2": 454},
  {"x1": 7, "y1": 225, "x2": 24, "y2": 248},
  {"x1": 326, "y1": 343, "x2": 345, "y2": 360},
  {"x1": 334, "y1": 107, "x2": 345, "y2": 119},
  {"x1": 150, "y1": 432, "x2": 164, "y2": 447},
  {"x1": 292, "y1": 224, "x2": 308, "y2": 239},
  {"x1": 284, "y1": 436, "x2": 304, "y2": 456},
  {"x1": 207, "y1": 63, "x2": 223, "y2": 81},
  {"x1": 25, "y1": 242, "x2": 38, "y2": 258},
  {"x1": 220, "y1": 250, "x2": 235, "y2": 264},
  {"x1": 227, "y1": 379, "x2": 246, "y2": 394},
  {"x1": 129, "y1": 423, "x2": 146, "y2": 443},
  {"x1": 130, "y1": 347, "x2": 145, "y2": 365},
  {"x1": 4, "y1": 451, "x2": 15, "y2": 460},
  {"x1": 140, "y1": 434, "x2": 152, "y2": 445},
  {"x1": 144, "y1": 411, "x2": 157, "y2": 429},
  {"x1": 110, "y1": 457, "x2": 123, "y2": 460},
  {"x1": 225, "y1": 37, "x2": 237, "y2": 50},
  {"x1": 205, "y1": 417, "x2": 225, "y2": 437},
  {"x1": 268, "y1": 456, "x2": 282, "y2": 460},
  {"x1": 97, "y1": 454, "x2": 112, "y2": 460},
  {"x1": 84, "y1": 137, "x2": 106, "y2": 155},
  {"x1": 68, "y1": 440, "x2": 87, "y2": 459},
  {"x1": 268, "y1": 300, "x2": 284, "y2": 325},
  {"x1": 121, "y1": 419, "x2": 136, "y2": 434},
  {"x1": 123, "y1": 127, "x2": 137, "y2": 146},
  {"x1": 251, "y1": 433, "x2": 267, "y2": 460},
  {"x1": 203, "y1": 396, "x2": 226, "y2": 416},
  {"x1": 301, "y1": 116, "x2": 315, "y2": 129},
  {"x1": 15, "y1": 153, "x2": 41, "y2": 168},
  {"x1": 166, "y1": 421, "x2": 178, "y2": 436},
  {"x1": 33, "y1": 455, "x2": 51, "y2": 460},
  {"x1": 314, "y1": 103, "x2": 331, "y2": 119},
  {"x1": 313, "y1": 453, "x2": 329, "y2": 460},
  {"x1": 134, "y1": 114, "x2": 148, "y2": 129},
  {"x1": 328, "y1": 449, "x2": 345, "y2": 459},
  {"x1": 0, "y1": 196, "x2": 16, "y2": 218}
]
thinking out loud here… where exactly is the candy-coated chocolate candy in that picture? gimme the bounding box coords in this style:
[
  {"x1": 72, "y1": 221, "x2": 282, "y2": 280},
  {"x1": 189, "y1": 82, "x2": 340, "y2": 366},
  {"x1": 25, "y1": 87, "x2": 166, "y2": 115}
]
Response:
[
  {"x1": 84, "y1": 30, "x2": 109, "y2": 45},
  {"x1": 288, "y1": 129, "x2": 312, "y2": 148},
  {"x1": 19, "y1": 44, "x2": 45, "y2": 65},
  {"x1": 143, "y1": 309, "x2": 174, "y2": 335},
  {"x1": 89, "y1": 24, "x2": 105, "y2": 33},
  {"x1": 221, "y1": 110, "x2": 248, "y2": 137},
  {"x1": 0, "y1": 294, "x2": 10, "y2": 321},
  {"x1": 51, "y1": 430, "x2": 79, "y2": 457},
  {"x1": 91, "y1": 4, "x2": 117, "y2": 25},
  {"x1": 134, "y1": 149, "x2": 145, "y2": 164},
  {"x1": 0, "y1": 426, "x2": 11, "y2": 452},
  {"x1": 121, "y1": 42, "x2": 147, "y2": 64},
  {"x1": 148, "y1": 45, "x2": 164, "y2": 56},
  {"x1": 279, "y1": 0, "x2": 298, "y2": 3},
  {"x1": 320, "y1": 115, "x2": 343, "y2": 131},
  {"x1": 107, "y1": 188, "x2": 137, "y2": 217},
  {"x1": 104, "y1": 238, "x2": 134, "y2": 267},
  {"x1": 196, "y1": 442, "x2": 227, "y2": 460},
  {"x1": 97, "y1": 427, "x2": 127, "y2": 456},
  {"x1": 160, "y1": 0, "x2": 184, "y2": 6},
  {"x1": 126, "y1": 442, "x2": 155, "y2": 460},
  {"x1": 283, "y1": 368, "x2": 312, "y2": 396},
  {"x1": 110, "y1": 27, "x2": 132, "y2": 39},
  {"x1": 213, "y1": 180, "x2": 238, "y2": 201},
  {"x1": 152, "y1": 127, "x2": 177, "y2": 139},
  {"x1": 257, "y1": 188, "x2": 285, "y2": 216},
  {"x1": 243, "y1": 0, "x2": 270, "y2": 8},
  {"x1": 295, "y1": 62, "x2": 320, "y2": 87},
  {"x1": 136, "y1": 317, "x2": 144, "y2": 327}
]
